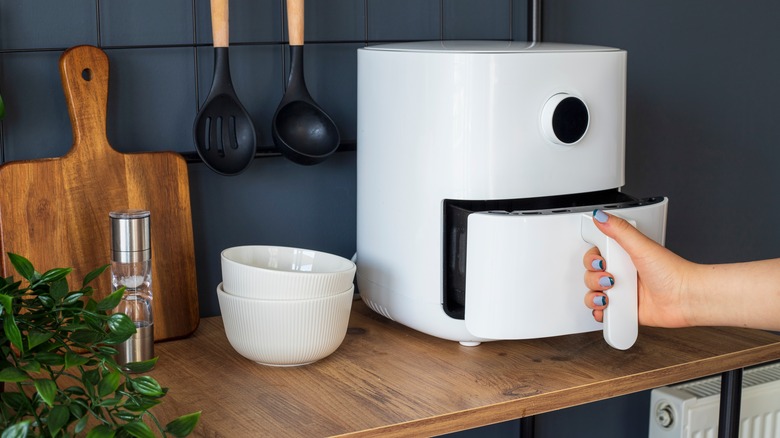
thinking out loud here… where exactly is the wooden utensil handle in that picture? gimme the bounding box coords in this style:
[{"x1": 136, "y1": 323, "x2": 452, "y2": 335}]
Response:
[
  {"x1": 211, "y1": 0, "x2": 229, "y2": 48},
  {"x1": 59, "y1": 45, "x2": 112, "y2": 160},
  {"x1": 287, "y1": 0, "x2": 304, "y2": 46}
]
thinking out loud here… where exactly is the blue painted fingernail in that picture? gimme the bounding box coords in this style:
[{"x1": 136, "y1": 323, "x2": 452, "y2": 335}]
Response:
[
  {"x1": 598, "y1": 276, "x2": 615, "y2": 287},
  {"x1": 593, "y1": 209, "x2": 609, "y2": 223},
  {"x1": 593, "y1": 295, "x2": 607, "y2": 306},
  {"x1": 591, "y1": 259, "x2": 604, "y2": 270}
]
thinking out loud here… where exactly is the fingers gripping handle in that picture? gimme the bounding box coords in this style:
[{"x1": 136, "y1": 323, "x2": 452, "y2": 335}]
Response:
[{"x1": 581, "y1": 214, "x2": 638, "y2": 350}]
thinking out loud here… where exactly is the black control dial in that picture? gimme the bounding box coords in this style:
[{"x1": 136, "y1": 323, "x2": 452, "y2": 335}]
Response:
[{"x1": 541, "y1": 94, "x2": 590, "y2": 145}]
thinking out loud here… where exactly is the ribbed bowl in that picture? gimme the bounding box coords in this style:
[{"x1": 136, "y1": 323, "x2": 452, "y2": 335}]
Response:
[
  {"x1": 221, "y1": 245, "x2": 356, "y2": 300},
  {"x1": 216, "y1": 283, "x2": 353, "y2": 366}
]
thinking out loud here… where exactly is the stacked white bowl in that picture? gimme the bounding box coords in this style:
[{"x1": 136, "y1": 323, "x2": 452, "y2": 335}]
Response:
[{"x1": 218, "y1": 245, "x2": 356, "y2": 366}]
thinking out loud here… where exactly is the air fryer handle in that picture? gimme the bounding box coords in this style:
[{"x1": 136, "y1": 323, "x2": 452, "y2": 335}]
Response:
[{"x1": 581, "y1": 214, "x2": 638, "y2": 350}]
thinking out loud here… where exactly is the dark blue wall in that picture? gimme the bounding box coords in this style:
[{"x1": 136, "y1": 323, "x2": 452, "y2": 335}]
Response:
[{"x1": 2, "y1": 1, "x2": 778, "y2": 437}]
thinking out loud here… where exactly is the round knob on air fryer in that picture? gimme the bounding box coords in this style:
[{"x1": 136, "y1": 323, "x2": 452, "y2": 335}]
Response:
[{"x1": 541, "y1": 93, "x2": 590, "y2": 145}]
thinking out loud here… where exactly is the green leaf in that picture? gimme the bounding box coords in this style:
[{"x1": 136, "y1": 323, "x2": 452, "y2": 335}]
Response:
[
  {"x1": 35, "y1": 352, "x2": 65, "y2": 366},
  {"x1": 62, "y1": 323, "x2": 91, "y2": 332},
  {"x1": 33, "y1": 379, "x2": 57, "y2": 407},
  {"x1": 100, "y1": 397, "x2": 123, "y2": 408},
  {"x1": 74, "y1": 415, "x2": 89, "y2": 434},
  {"x1": 121, "y1": 421, "x2": 154, "y2": 438},
  {"x1": 98, "y1": 396, "x2": 122, "y2": 407},
  {"x1": 103, "y1": 314, "x2": 136, "y2": 344},
  {"x1": 64, "y1": 351, "x2": 90, "y2": 369},
  {"x1": 63, "y1": 292, "x2": 85, "y2": 305},
  {"x1": 98, "y1": 370, "x2": 121, "y2": 397},
  {"x1": 68, "y1": 402, "x2": 85, "y2": 418},
  {"x1": 7, "y1": 253, "x2": 35, "y2": 281},
  {"x1": 70, "y1": 330, "x2": 101, "y2": 346},
  {"x1": 27, "y1": 330, "x2": 53, "y2": 350},
  {"x1": 83, "y1": 264, "x2": 110, "y2": 287},
  {"x1": 37, "y1": 295, "x2": 55, "y2": 308},
  {"x1": 48, "y1": 405, "x2": 70, "y2": 437},
  {"x1": 123, "y1": 397, "x2": 160, "y2": 412},
  {"x1": 63, "y1": 386, "x2": 86, "y2": 396},
  {"x1": 49, "y1": 278, "x2": 69, "y2": 301},
  {"x1": 83, "y1": 368, "x2": 101, "y2": 385},
  {"x1": 85, "y1": 424, "x2": 115, "y2": 438},
  {"x1": 1, "y1": 392, "x2": 28, "y2": 410},
  {"x1": 102, "y1": 333, "x2": 132, "y2": 346},
  {"x1": 0, "y1": 279, "x2": 22, "y2": 294},
  {"x1": 131, "y1": 376, "x2": 163, "y2": 397},
  {"x1": 0, "y1": 293, "x2": 12, "y2": 315},
  {"x1": 121, "y1": 357, "x2": 158, "y2": 374},
  {"x1": 36, "y1": 267, "x2": 72, "y2": 285},
  {"x1": 114, "y1": 411, "x2": 138, "y2": 421},
  {"x1": 1, "y1": 421, "x2": 30, "y2": 438},
  {"x1": 82, "y1": 313, "x2": 106, "y2": 331},
  {"x1": 107, "y1": 313, "x2": 135, "y2": 334},
  {"x1": 96, "y1": 289, "x2": 125, "y2": 312},
  {"x1": 84, "y1": 294, "x2": 98, "y2": 312},
  {"x1": 19, "y1": 360, "x2": 41, "y2": 373},
  {"x1": 97, "y1": 346, "x2": 119, "y2": 356},
  {"x1": 0, "y1": 366, "x2": 28, "y2": 383},
  {"x1": 165, "y1": 411, "x2": 201, "y2": 437},
  {"x1": 3, "y1": 313, "x2": 23, "y2": 352}
]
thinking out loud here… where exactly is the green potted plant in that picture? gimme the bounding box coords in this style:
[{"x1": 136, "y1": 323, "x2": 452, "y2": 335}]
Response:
[{"x1": 0, "y1": 253, "x2": 200, "y2": 437}]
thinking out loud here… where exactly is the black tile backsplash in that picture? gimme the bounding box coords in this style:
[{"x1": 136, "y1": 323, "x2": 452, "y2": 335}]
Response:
[
  {"x1": 443, "y1": 0, "x2": 512, "y2": 39},
  {"x1": 0, "y1": 0, "x2": 98, "y2": 50},
  {"x1": 106, "y1": 47, "x2": 196, "y2": 153},
  {"x1": 0, "y1": 51, "x2": 71, "y2": 161},
  {"x1": 194, "y1": 0, "x2": 282, "y2": 44},
  {"x1": 367, "y1": 0, "x2": 441, "y2": 41},
  {"x1": 99, "y1": 0, "x2": 195, "y2": 47}
]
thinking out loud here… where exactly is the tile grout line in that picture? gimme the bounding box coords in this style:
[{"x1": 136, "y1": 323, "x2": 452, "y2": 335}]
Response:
[
  {"x1": 440, "y1": 0, "x2": 445, "y2": 40},
  {"x1": 279, "y1": 0, "x2": 287, "y2": 93},
  {"x1": 95, "y1": 0, "x2": 102, "y2": 47},
  {"x1": 192, "y1": 0, "x2": 201, "y2": 113},
  {"x1": 364, "y1": 0, "x2": 369, "y2": 43}
]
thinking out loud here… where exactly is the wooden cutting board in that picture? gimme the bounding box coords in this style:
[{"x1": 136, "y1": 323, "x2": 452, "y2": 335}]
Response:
[{"x1": 0, "y1": 45, "x2": 199, "y2": 341}]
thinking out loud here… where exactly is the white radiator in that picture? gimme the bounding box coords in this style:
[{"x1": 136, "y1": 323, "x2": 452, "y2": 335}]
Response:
[{"x1": 648, "y1": 362, "x2": 780, "y2": 438}]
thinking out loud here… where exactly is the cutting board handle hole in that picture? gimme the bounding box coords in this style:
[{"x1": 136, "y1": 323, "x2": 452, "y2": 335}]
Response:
[{"x1": 81, "y1": 68, "x2": 92, "y2": 81}]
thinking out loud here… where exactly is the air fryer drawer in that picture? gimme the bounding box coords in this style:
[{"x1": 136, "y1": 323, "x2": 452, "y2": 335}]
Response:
[{"x1": 442, "y1": 190, "x2": 667, "y2": 342}]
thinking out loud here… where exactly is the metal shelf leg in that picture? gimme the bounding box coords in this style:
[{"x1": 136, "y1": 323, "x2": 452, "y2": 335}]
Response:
[
  {"x1": 520, "y1": 416, "x2": 535, "y2": 438},
  {"x1": 718, "y1": 368, "x2": 743, "y2": 438}
]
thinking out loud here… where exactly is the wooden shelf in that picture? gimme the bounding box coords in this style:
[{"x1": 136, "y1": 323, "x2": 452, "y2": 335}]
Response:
[{"x1": 149, "y1": 299, "x2": 780, "y2": 437}]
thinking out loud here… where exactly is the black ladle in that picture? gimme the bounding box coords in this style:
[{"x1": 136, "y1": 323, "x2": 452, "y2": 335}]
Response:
[
  {"x1": 193, "y1": 0, "x2": 257, "y2": 175},
  {"x1": 272, "y1": 0, "x2": 340, "y2": 166}
]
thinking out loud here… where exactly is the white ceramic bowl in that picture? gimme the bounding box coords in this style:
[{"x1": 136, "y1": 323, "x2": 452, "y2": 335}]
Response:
[
  {"x1": 216, "y1": 282, "x2": 353, "y2": 366},
  {"x1": 221, "y1": 245, "x2": 356, "y2": 300}
]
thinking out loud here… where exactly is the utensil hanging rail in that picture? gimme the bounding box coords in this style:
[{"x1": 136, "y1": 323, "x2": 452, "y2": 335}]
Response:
[{"x1": 180, "y1": 140, "x2": 356, "y2": 164}]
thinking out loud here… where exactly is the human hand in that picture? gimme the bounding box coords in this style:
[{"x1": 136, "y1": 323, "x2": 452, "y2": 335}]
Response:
[{"x1": 583, "y1": 210, "x2": 693, "y2": 328}]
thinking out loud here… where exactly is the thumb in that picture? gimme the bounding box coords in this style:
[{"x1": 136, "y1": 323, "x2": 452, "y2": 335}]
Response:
[{"x1": 592, "y1": 209, "x2": 659, "y2": 259}]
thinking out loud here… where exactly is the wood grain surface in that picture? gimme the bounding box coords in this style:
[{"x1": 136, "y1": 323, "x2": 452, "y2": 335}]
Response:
[
  {"x1": 210, "y1": 0, "x2": 229, "y2": 48},
  {"x1": 0, "y1": 45, "x2": 199, "y2": 341},
  {"x1": 148, "y1": 299, "x2": 780, "y2": 437},
  {"x1": 287, "y1": 0, "x2": 305, "y2": 46}
]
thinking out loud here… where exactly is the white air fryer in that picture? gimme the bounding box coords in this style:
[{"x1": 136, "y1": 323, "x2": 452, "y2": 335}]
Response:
[{"x1": 356, "y1": 41, "x2": 668, "y2": 349}]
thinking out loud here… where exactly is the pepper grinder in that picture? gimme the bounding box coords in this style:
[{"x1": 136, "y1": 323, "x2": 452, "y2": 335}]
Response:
[{"x1": 110, "y1": 210, "x2": 154, "y2": 369}]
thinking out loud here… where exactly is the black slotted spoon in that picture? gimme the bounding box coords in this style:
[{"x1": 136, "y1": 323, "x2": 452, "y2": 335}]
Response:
[{"x1": 193, "y1": 0, "x2": 257, "y2": 175}]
